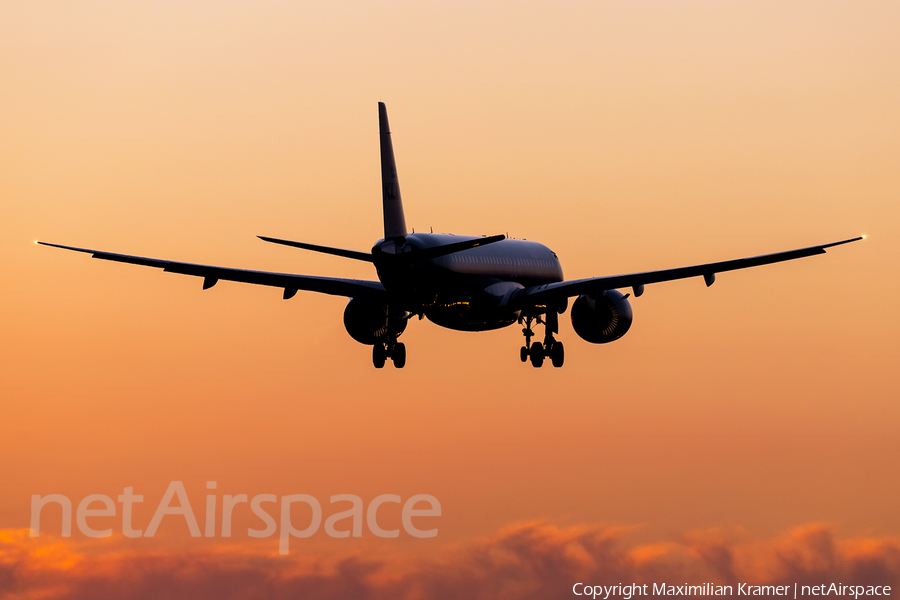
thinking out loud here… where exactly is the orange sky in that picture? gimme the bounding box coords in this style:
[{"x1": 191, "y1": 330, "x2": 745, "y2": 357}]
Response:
[{"x1": 1, "y1": 0, "x2": 899, "y2": 594}]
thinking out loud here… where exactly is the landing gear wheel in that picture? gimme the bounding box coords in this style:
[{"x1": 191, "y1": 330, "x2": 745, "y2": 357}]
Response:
[
  {"x1": 392, "y1": 342, "x2": 407, "y2": 368},
  {"x1": 520, "y1": 346, "x2": 529, "y2": 362},
  {"x1": 530, "y1": 342, "x2": 544, "y2": 368},
  {"x1": 550, "y1": 341, "x2": 565, "y2": 368},
  {"x1": 373, "y1": 344, "x2": 386, "y2": 369}
]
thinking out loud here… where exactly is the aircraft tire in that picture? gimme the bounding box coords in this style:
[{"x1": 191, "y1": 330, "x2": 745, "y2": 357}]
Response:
[
  {"x1": 520, "y1": 346, "x2": 528, "y2": 362},
  {"x1": 373, "y1": 344, "x2": 386, "y2": 368},
  {"x1": 392, "y1": 342, "x2": 407, "y2": 368},
  {"x1": 530, "y1": 342, "x2": 544, "y2": 368},
  {"x1": 550, "y1": 341, "x2": 564, "y2": 368}
]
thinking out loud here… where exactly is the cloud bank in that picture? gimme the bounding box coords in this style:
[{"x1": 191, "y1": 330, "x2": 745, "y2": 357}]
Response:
[{"x1": 1, "y1": 522, "x2": 898, "y2": 599}]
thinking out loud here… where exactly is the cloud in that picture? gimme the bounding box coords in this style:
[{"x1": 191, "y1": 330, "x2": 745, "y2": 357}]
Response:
[{"x1": 1, "y1": 523, "x2": 898, "y2": 599}]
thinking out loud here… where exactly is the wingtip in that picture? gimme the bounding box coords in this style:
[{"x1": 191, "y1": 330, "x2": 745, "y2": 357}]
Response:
[
  {"x1": 820, "y1": 235, "x2": 867, "y2": 251},
  {"x1": 33, "y1": 241, "x2": 97, "y2": 254}
]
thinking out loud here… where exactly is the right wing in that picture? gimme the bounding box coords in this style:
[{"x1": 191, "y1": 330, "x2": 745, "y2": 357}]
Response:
[
  {"x1": 37, "y1": 242, "x2": 389, "y2": 301},
  {"x1": 509, "y1": 236, "x2": 864, "y2": 310}
]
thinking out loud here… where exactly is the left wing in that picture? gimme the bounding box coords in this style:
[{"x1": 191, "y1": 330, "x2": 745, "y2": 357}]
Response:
[
  {"x1": 37, "y1": 242, "x2": 389, "y2": 301},
  {"x1": 509, "y1": 236, "x2": 864, "y2": 309}
]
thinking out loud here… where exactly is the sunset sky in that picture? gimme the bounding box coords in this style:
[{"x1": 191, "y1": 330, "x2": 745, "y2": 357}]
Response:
[{"x1": 2, "y1": 1, "x2": 899, "y2": 596}]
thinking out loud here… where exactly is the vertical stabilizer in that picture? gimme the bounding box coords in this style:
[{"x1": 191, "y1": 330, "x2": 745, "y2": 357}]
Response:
[{"x1": 378, "y1": 102, "x2": 408, "y2": 239}]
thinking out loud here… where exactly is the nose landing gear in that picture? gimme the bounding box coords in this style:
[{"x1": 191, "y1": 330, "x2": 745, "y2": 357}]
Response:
[{"x1": 520, "y1": 321, "x2": 534, "y2": 362}]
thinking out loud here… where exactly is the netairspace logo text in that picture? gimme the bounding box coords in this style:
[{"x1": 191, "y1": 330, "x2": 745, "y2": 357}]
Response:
[{"x1": 30, "y1": 481, "x2": 440, "y2": 555}]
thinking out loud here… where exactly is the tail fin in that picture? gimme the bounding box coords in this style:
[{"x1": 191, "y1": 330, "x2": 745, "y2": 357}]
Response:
[{"x1": 378, "y1": 102, "x2": 408, "y2": 239}]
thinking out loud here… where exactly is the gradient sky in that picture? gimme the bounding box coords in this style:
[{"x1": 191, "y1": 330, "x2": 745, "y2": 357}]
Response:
[{"x1": 1, "y1": 0, "x2": 899, "y2": 595}]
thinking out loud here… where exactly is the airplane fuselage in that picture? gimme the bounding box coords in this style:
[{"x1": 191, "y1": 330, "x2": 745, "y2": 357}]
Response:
[{"x1": 372, "y1": 233, "x2": 563, "y2": 331}]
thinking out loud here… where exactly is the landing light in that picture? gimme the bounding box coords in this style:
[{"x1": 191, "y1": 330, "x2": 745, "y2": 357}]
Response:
[{"x1": 862, "y1": 234, "x2": 867, "y2": 239}]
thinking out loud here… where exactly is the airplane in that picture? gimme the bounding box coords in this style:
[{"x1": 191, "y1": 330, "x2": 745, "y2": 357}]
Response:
[{"x1": 39, "y1": 102, "x2": 864, "y2": 369}]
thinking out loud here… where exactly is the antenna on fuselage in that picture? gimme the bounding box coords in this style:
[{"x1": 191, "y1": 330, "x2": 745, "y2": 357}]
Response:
[{"x1": 378, "y1": 102, "x2": 408, "y2": 240}]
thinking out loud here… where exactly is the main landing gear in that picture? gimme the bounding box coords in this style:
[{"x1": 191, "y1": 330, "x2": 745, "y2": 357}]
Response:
[
  {"x1": 519, "y1": 313, "x2": 564, "y2": 368},
  {"x1": 373, "y1": 340, "x2": 406, "y2": 369}
]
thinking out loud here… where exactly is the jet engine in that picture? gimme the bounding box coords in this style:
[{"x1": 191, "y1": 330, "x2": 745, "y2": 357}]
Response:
[
  {"x1": 570, "y1": 290, "x2": 633, "y2": 344},
  {"x1": 343, "y1": 298, "x2": 407, "y2": 345}
]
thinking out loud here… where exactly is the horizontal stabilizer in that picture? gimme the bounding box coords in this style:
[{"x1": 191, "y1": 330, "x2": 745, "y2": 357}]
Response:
[
  {"x1": 371, "y1": 234, "x2": 507, "y2": 264},
  {"x1": 258, "y1": 236, "x2": 373, "y2": 262},
  {"x1": 410, "y1": 234, "x2": 506, "y2": 262}
]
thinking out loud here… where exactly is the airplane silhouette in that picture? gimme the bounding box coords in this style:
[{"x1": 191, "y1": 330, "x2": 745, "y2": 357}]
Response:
[{"x1": 39, "y1": 103, "x2": 863, "y2": 368}]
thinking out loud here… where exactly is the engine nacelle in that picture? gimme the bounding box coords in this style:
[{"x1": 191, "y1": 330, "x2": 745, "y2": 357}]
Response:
[
  {"x1": 571, "y1": 290, "x2": 633, "y2": 344},
  {"x1": 343, "y1": 298, "x2": 407, "y2": 345}
]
